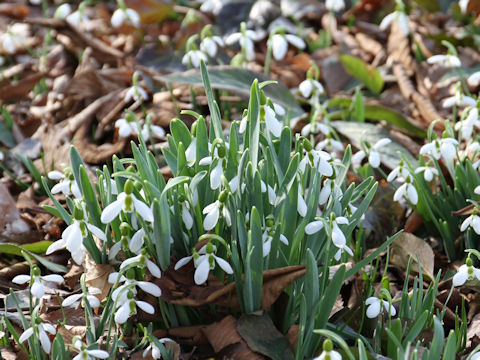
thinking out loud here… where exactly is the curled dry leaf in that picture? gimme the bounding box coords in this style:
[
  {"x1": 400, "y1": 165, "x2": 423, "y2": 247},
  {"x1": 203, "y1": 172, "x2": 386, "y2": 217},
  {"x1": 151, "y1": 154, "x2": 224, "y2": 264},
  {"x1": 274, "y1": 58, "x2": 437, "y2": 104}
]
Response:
[
  {"x1": 84, "y1": 262, "x2": 115, "y2": 302},
  {"x1": 0, "y1": 183, "x2": 30, "y2": 236}
]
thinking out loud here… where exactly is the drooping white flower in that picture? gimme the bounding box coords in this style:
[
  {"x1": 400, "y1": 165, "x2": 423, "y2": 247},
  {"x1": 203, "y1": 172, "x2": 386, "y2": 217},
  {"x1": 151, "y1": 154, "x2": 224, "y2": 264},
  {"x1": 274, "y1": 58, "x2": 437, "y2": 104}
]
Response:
[
  {"x1": 319, "y1": 178, "x2": 342, "y2": 205},
  {"x1": 468, "y1": 71, "x2": 480, "y2": 87},
  {"x1": 314, "y1": 347, "x2": 342, "y2": 360},
  {"x1": 109, "y1": 272, "x2": 161, "y2": 307},
  {"x1": 182, "y1": 49, "x2": 208, "y2": 68},
  {"x1": 419, "y1": 138, "x2": 458, "y2": 161},
  {"x1": 326, "y1": 0, "x2": 345, "y2": 12},
  {"x1": 270, "y1": 33, "x2": 306, "y2": 61},
  {"x1": 414, "y1": 164, "x2": 438, "y2": 182},
  {"x1": 426, "y1": 54, "x2": 461, "y2": 68},
  {"x1": 111, "y1": 7, "x2": 140, "y2": 28},
  {"x1": 379, "y1": 9, "x2": 409, "y2": 35},
  {"x1": 225, "y1": 24, "x2": 263, "y2": 61},
  {"x1": 120, "y1": 251, "x2": 162, "y2": 278},
  {"x1": 72, "y1": 340, "x2": 109, "y2": 360},
  {"x1": 66, "y1": 10, "x2": 90, "y2": 29},
  {"x1": 262, "y1": 103, "x2": 284, "y2": 137},
  {"x1": 316, "y1": 137, "x2": 344, "y2": 153},
  {"x1": 101, "y1": 180, "x2": 153, "y2": 223},
  {"x1": 174, "y1": 243, "x2": 233, "y2": 285},
  {"x1": 442, "y1": 87, "x2": 476, "y2": 108},
  {"x1": 114, "y1": 292, "x2": 155, "y2": 324},
  {"x1": 301, "y1": 121, "x2": 330, "y2": 137},
  {"x1": 387, "y1": 160, "x2": 410, "y2": 182},
  {"x1": 141, "y1": 122, "x2": 165, "y2": 140},
  {"x1": 262, "y1": 231, "x2": 289, "y2": 257},
  {"x1": 452, "y1": 258, "x2": 480, "y2": 286},
  {"x1": 352, "y1": 138, "x2": 391, "y2": 169},
  {"x1": 455, "y1": 108, "x2": 480, "y2": 139},
  {"x1": 143, "y1": 338, "x2": 175, "y2": 359},
  {"x1": 115, "y1": 118, "x2": 138, "y2": 138},
  {"x1": 305, "y1": 219, "x2": 325, "y2": 235},
  {"x1": 365, "y1": 296, "x2": 396, "y2": 318},
  {"x1": 62, "y1": 286, "x2": 102, "y2": 308},
  {"x1": 299, "y1": 78, "x2": 325, "y2": 99},
  {"x1": 1, "y1": 25, "x2": 27, "y2": 54},
  {"x1": 393, "y1": 175, "x2": 418, "y2": 204},
  {"x1": 330, "y1": 216, "x2": 349, "y2": 250},
  {"x1": 124, "y1": 85, "x2": 148, "y2": 103},
  {"x1": 12, "y1": 268, "x2": 64, "y2": 299},
  {"x1": 48, "y1": 169, "x2": 82, "y2": 198},
  {"x1": 299, "y1": 145, "x2": 334, "y2": 177},
  {"x1": 19, "y1": 321, "x2": 56, "y2": 354},
  {"x1": 54, "y1": 3, "x2": 72, "y2": 19},
  {"x1": 475, "y1": 185, "x2": 480, "y2": 194},
  {"x1": 297, "y1": 189, "x2": 308, "y2": 217},
  {"x1": 203, "y1": 197, "x2": 231, "y2": 230},
  {"x1": 200, "y1": 36, "x2": 224, "y2": 57},
  {"x1": 460, "y1": 211, "x2": 480, "y2": 234}
]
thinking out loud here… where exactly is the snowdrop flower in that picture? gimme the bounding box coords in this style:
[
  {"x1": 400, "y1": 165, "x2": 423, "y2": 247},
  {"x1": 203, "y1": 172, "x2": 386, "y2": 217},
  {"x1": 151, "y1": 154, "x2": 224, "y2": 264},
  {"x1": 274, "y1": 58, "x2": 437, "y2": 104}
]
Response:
[
  {"x1": 101, "y1": 180, "x2": 153, "y2": 223},
  {"x1": 200, "y1": 26, "x2": 224, "y2": 57},
  {"x1": 124, "y1": 85, "x2": 148, "y2": 103},
  {"x1": 62, "y1": 286, "x2": 102, "y2": 308},
  {"x1": 203, "y1": 191, "x2": 231, "y2": 230},
  {"x1": 314, "y1": 339, "x2": 342, "y2": 360},
  {"x1": 352, "y1": 138, "x2": 391, "y2": 169},
  {"x1": 414, "y1": 163, "x2": 438, "y2": 182},
  {"x1": 455, "y1": 107, "x2": 480, "y2": 139},
  {"x1": 199, "y1": 140, "x2": 228, "y2": 190},
  {"x1": 442, "y1": 84, "x2": 476, "y2": 108},
  {"x1": 475, "y1": 185, "x2": 480, "y2": 194},
  {"x1": 393, "y1": 175, "x2": 418, "y2": 204},
  {"x1": 299, "y1": 78, "x2": 325, "y2": 99},
  {"x1": 326, "y1": 0, "x2": 345, "y2": 12},
  {"x1": 143, "y1": 338, "x2": 174, "y2": 359},
  {"x1": 12, "y1": 267, "x2": 64, "y2": 299},
  {"x1": 460, "y1": 209, "x2": 480, "y2": 234},
  {"x1": 453, "y1": 257, "x2": 480, "y2": 286},
  {"x1": 115, "y1": 118, "x2": 139, "y2": 138},
  {"x1": 175, "y1": 242, "x2": 233, "y2": 285},
  {"x1": 66, "y1": 5, "x2": 90, "y2": 29},
  {"x1": 47, "y1": 202, "x2": 106, "y2": 265},
  {"x1": 114, "y1": 291, "x2": 155, "y2": 324},
  {"x1": 298, "y1": 188, "x2": 308, "y2": 217},
  {"x1": 468, "y1": 71, "x2": 480, "y2": 87},
  {"x1": 108, "y1": 223, "x2": 142, "y2": 260},
  {"x1": 1, "y1": 25, "x2": 25, "y2": 54},
  {"x1": 111, "y1": 6, "x2": 140, "y2": 28},
  {"x1": 329, "y1": 215, "x2": 349, "y2": 251},
  {"x1": 427, "y1": 54, "x2": 461, "y2": 68},
  {"x1": 19, "y1": 320, "x2": 56, "y2": 354},
  {"x1": 48, "y1": 168, "x2": 82, "y2": 198},
  {"x1": 299, "y1": 140, "x2": 334, "y2": 177},
  {"x1": 0, "y1": 152, "x2": 3, "y2": 161},
  {"x1": 319, "y1": 178, "x2": 342, "y2": 205},
  {"x1": 270, "y1": 31, "x2": 306, "y2": 61},
  {"x1": 225, "y1": 22, "x2": 263, "y2": 61},
  {"x1": 316, "y1": 137, "x2": 344, "y2": 153},
  {"x1": 109, "y1": 270, "x2": 161, "y2": 307},
  {"x1": 262, "y1": 102, "x2": 284, "y2": 137},
  {"x1": 54, "y1": 3, "x2": 72, "y2": 19},
  {"x1": 262, "y1": 223, "x2": 289, "y2": 257},
  {"x1": 365, "y1": 296, "x2": 396, "y2": 318},
  {"x1": 305, "y1": 218, "x2": 325, "y2": 235},
  {"x1": 182, "y1": 49, "x2": 208, "y2": 68},
  {"x1": 459, "y1": 0, "x2": 470, "y2": 13},
  {"x1": 301, "y1": 121, "x2": 330, "y2": 137},
  {"x1": 120, "y1": 250, "x2": 162, "y2": 278},
  {"x1": 179, "y1": 200, "x2": 194, "y2": 230},
  {"x1": 379, "y1": 0, "x2": 409, "y2": 35},
  {"x1": 72, "y1": 340, "x2": 109, "y2": 360},
  {"x1": 387, "y1": 160, "x2": 410, "y2": 182},
  {"x1": 141, "y1": 122, "x2": 165, "y2": 139},
  {"x1": 419, "y1": 137, "x2": 458, "y2": 161}
]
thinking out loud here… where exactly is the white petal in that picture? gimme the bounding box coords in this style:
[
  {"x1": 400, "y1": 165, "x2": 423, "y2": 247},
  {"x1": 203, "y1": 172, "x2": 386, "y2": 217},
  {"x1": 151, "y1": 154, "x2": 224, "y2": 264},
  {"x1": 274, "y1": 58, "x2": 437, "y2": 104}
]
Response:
[
  {"x1": 285, "y1": 34, "x2": 306, "y2": 49},
  {"x1": 299, "y1": 80, "x2": 313, "y2": 98},
  {"x1": 85, "y1": 349, "x2": 110, "y2": 359},
  {"x1": 468, "y1": 72, "x2": 480, "y2": 86},
  {"x1": 331, "y1": 224, "x2": 346, "y2": 247},
  {"x1": 101, "y1": 199, "x2": 123, "y2": 223},
  {"x1": 19, "y1": 327, "x2": 34, "y2": 343},
  {"x1": 379, "y1": 12, "x2": 396, "y2": 30},
  {"x1": 182, "y1": 206, "x2": 194, "y2": 230},
  {"x1": 366, "y1": 298, "x2": 381, "y2": 318},
  {"x1": 39, "y1": 329, "x2": 51, "y2": 353},
  {"x1": 297, "y1": 192, "x2": 307, "y2": 217},
  {"x1": 194, "y1": 258, "x2": 210, "y2": 285},
  {"x1": 174, "y1": 256, "x2": 193, "y2": 270},
  {"x1": 407, "y1": 184, "x2": 418, "y2": 204},
  {"x1": 147, "y1": 260, "x2": 162, "y2": 278},
  {"x1": 41, "y1": 274, "x2": 64, "y2": 284},
  {"x1": 12, "y1": 275, "x2": 31, "y2": 285},
  {"x1": 111, "y1": 9, "x2": 125, "y2": 27},
  {"x1": 48, "y1": 170, "x2": 64, "y2": 180},
  {"x1": 453, "y1": 266, "x2": 468, "y2": 286},
  {"x1": 136, "y1": 300, "x2": 155, "y2": 314},
  {"x1": 265, "y1": 107, "x2": 282, "y2": 137},
  {"x1": 442, "y1": 96, "x2": 456, "y2": 108},
  {"x1": 115, "y1": 303, "x2": 131, "y2": 324},
  {"x1": 86, "y1": 224, "x2": 106, "y2": 242},
  {"x1": 138, "y1": 281, "x2": 162, "y2": 297},
  {"x1": 42, "y1": 323, "x2": 56, "y2": 335},
  {"x1": 62, "y1": 294, "x2": 82, "y2": 307},
  {"x1": 374, "y1": 138, "x2": 391, "y2": 149},
  {"x1": 203, "y1": 204, "x2": 220, "y2": 230},
  {"x1": 129, "y1": 229, "x2": 145, "y2": 253},
  {"x1": 210, "y1": 161, "x2": 223, "y2": 190},
  {"x1": 132, "y1": 197, "x2": 154, "y2": 222},
  {"x1": 214, "y1": 255, "x2": 233, "y2": 274},
  {"x1": 305, "y1": 220, "x2": 324, "y2": 235}
]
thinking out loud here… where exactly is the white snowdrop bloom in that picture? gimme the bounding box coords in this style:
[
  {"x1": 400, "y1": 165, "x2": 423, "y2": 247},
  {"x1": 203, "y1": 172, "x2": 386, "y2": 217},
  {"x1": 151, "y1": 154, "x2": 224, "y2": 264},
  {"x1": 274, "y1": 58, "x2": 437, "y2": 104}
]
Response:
[
  {"x1": 270, "y1": 33, "x2": 306, "y2": 61},
  {"x1": 419, "y1": 138, "x2": 458, "y2": 161},
  {"x1": 30, "y1": 0, "x2": 42, "y2": 5},
  {"x1": 468, "y1": 71, "x2": 480, "y2": 86},
  {"x1": 426, "y1": 54, "x2": 461, "y2": 68},
  {"x1": 299, "y1": 78, "x2": 325, "y2": 99},
  {"x1": 0, "y1": 152, "x2": 3, "y2": 161},
  {"x1": 352, "y1": 138, "x2": 391, "y2": 169},
  {"x1": 475, "y1": 185, "x2": 480, "y2": 194},
  {"x1": 1, "y1": 24, "x2": 27, "y2": 54},
  {"x1": 200, "y1": 36, "x2": 224, "y2": 57},
  {"x1": 127, "y1": 228, "x2": 146, "y2": 254},
  {"x1": 109, "y1": 272, "x2": 161, "y2": 307},
  {"x1": 319, "y1": 178, "x2": 342, "y2": 205},
  {"x1": 225, "y1": 27, "x2": 262, "y2": 61},
  {"x1": 305, "y1": 219, "x2": 324, "y2": 235},
  {"x1": 414, "y1": 164, "x2": 438, "y2": 182},
  {"x1": 314, "y1": 348, "x2": 342, "y2": 360},
  {"x1": 48, "y1": 169, "x2": 82, "y2": 199},
  {"x1": 330, "y1": 216, "x2": 349, "y2": 250},
  {"x1": 120, "y1": 251, "x2": 162, "y2": 278},
  {"x1": 460, "y1": 212, "x2": 480, "y2": 234},
  {"x1": 301, "y1": 122, "x2": 330, "y2": 137},
  {"x1": 115, "y1": 118, "x2": 138, "y2": 138},
  {"x1": 442, "y1": 88, "x2": 476, "y2": 108},
  {"x1": 103, "y1": 178, "x2": 118, "y2": 195},
  {"x1": 114, "y1": 294, "x2": 155, "y2": 324},
  {"x1": 111, "y1": 7, "x2": 140, "y2": 28},
  {"x1": 12, "y1": 268, "x2": 64, "y2": 299},
  {"x1": 299, "y1": 146, "x2": 334, "y2": 177},
  {"x1": 326, "y1": 0, "x2": 345, "y2": 12},
  {"x1": 393, "y1": 176, "x2": 418, "y2": 204},
  {"x1": 452, "y1": 258, "x2": 480, "y2": 286},
  {"x1": 472, "y1": 352, "x2": 480, "y2": 360},
  {"x1": 72, "y1": 340, "x2": 109, "y2": 360},
  {"x1": 46, "y1": 205, "x2": 106, "y2": 265},
  {"x1": 347, "y1": 203, "x2": 365, "y2": 221},
  {"x1": 316, "y1": 137, "x2": 344, "y2": 153},
  {"x1": 365, "y1": 296, "x2": 396, "y2": 318},
  {"x1": 333, "y1": 244, "x2": 354, "y2": 261},
  {"x1": 297, "y1": 189, "x2": 307, "y2": 217},
  {"x1": 387, "y1": 160, "x2": 410, "y2": 182},
  {"x1": 141, "y1": 123, "x2": 165, "y2": 139},
  {"x1": 143, "y1": 338, "x2": 175, "y2": 359},
  {"x1": 180, "y1": 201, "x2": 194, "y2": 230},
  {"x1": 175, "y1": 243, "x2": 233, "y2": 285},
  {"x1": 19, "y1": 321, "x2": 56, "y2": 354},
  {"x1": 182, "y1": 49, "x2": 208, "y2": 68},
  {"x1": 263, "y1": 104, "x2": 283, "y2": 137},
  {"x1": 460, "y1": 0, "x2": 470, "y2": 13},
  {"x1": 101, "y1": 180, "x2": 153, "y2": 223},
  {"x1": 66, "y1": 10, "x2": 90, "y2": 29},
  {"x1": 379, "y1": 10, "x2": 409, "y2": 35},
  {"x1": 455, "y1": 108, "x2": 480, "y2": 139},
  {"x1": 62, "y1": 286, "x2": 102, "y2": 308},
  {"x1": 54, "y1": 3, "x2": 72, "y2": 19},
  {"x1": 262, "y1": 231, "x2": 289, "y2": 256},
  {"x1": 203, "y1": 197, "x2": 231, "y2": 230},
  {"x1": 185, "y1": 138, "x2": 197, "y2": 165},
  {"x1": 125, "y1": 85, "x2": 148, "y2": 103}
]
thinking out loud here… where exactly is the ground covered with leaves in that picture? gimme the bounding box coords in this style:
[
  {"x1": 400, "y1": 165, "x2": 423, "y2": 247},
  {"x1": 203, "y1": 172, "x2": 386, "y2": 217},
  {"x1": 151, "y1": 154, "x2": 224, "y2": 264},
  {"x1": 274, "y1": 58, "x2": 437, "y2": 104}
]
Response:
[{"x1": 3, "y1": 0, "x2": 480, "y2": 359}]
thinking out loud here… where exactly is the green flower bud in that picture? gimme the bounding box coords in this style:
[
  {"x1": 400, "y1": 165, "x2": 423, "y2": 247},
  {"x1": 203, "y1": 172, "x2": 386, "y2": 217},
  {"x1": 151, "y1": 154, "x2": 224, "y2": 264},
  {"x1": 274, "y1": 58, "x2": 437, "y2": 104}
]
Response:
[
  {"x1": 120, "y1": 222, "x2": 130, "y2": 236},
  {"x1": 323, "y1": 338, "x2": 333, "y2": 352},
  {"x1": 124, "y1": 179, "x2": 134, "y2": 194},
  {"x1": 126, "y1": 269, "x2": 135, "y2": 280},
  {"x1": 466, "y1": 257, "x2": 473, "y2": 267},
  {"x1": 206, "y1": 242, "x2": 214, "y2": 254},
  {"x1": 303, "y1": 138, "x2": 313, "y2": 152},
  {"x1": 219, "y1": 190, "x2": 228, "y2": 203},
  {"x1": 32, "y1": 266, "x2": 41, "y2": 277},
  {"x1": 73, "y1": 204, "x2": 84, "y2": 221}
]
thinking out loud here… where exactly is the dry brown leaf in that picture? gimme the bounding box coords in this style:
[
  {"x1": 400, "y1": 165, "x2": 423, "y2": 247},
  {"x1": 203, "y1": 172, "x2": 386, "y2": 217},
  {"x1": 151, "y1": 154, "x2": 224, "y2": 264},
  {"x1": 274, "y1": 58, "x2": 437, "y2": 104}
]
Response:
[
  {"x1": 411, "y1": 92, "x2": 444, "y2": 129},
  {"x1": 84, "y1": 262, "x2": 115, "y2": 302},
  {"x1": 390, "y1": 232, "x2": 434, "y2": 280},
  {"x1": 387, "y1": 21, "x2": 415, "y2": 75},
  {"x1": 0, "y1": 73, "x2": 44, "y2": 102},
  {"x1": 0, "y1": 347, "x2": 28, "y2": 360},
  {"x1": 0, "y1": 183, "x2": 30, "y2": 235}
]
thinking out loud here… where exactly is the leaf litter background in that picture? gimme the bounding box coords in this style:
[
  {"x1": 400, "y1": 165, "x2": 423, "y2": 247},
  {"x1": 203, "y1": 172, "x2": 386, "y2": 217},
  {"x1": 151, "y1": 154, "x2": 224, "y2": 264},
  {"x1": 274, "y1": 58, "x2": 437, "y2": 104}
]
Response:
[{"x1": 1, "y1": 0, "x2": 480, "y2": 358}]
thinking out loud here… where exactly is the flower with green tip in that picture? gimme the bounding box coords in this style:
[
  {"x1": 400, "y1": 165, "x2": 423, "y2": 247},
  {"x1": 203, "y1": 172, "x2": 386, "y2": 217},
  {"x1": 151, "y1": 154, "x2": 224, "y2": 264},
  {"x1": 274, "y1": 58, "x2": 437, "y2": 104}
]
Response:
[
  {"x1": 12, "y1": 267, "x2": 64, "y2": 299},
  {"x1": 19, "y1": 319, "x2": 56, "y2": 354}
]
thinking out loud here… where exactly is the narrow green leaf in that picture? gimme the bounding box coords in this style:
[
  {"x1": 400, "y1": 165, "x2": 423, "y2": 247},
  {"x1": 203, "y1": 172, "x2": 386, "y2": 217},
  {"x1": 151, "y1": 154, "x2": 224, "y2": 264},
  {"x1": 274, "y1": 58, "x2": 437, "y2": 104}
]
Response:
[
  {"x1": 339, "y1": 55, "x2": 384, "y2": 94},
  {"x1": 200, "y1": 61, "x2": 224, "y2": 141}
]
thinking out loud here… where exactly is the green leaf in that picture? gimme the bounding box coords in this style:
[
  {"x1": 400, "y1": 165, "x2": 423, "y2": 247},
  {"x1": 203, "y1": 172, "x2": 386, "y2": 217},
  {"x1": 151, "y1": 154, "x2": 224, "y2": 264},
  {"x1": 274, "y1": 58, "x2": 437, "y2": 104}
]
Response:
[
  {"x1": 160, "y1": 66, "x2": 305, "y2": 120},
  {"x1": 339, "y1": 55, "x2": 384, "y2": 94},
  {"x1": 442, "y1": 330, "x2": 456, "y2": 359},
  {"x1": 0, "y1": 108, "x2": 15, "y2": 147},
  {"x1": 249, "y1": 206, "x2": 264, "y2": 312},
  {"x1": 153, "y1": 197, "x2": 171, "y2": 270},
  {"x1": 332, "y1": 121, "x2": 416, "y2": 169},
  {"x1": 247, "y1": 80, "x2": 260, "y2": 171},
  {"x1": 200, "y1": 61, "x2": 224, "y2": 141},
  {"x1": 328, "y1": 98, "x2": 426, "y2": 137},
  {"x1": 0, "y1": 242, "x2": 67, "y2": 273},
  {"x1": 313, "y1": 329, "x2": 355, "y2": 360}
]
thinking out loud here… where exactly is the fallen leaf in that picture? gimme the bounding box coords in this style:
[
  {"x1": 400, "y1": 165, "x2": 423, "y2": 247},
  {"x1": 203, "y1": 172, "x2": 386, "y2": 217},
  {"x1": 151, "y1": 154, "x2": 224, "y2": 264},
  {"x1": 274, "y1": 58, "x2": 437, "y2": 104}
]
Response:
[
  {"x1": 390, "y1": 232, "x2": 435, "y2": 280},
  {"x1": 84, "y1": 262, "x2": 115, "y2": 302},
  {"x1": 0, "y1": 183, "x2": 30, "y2": 235}
]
